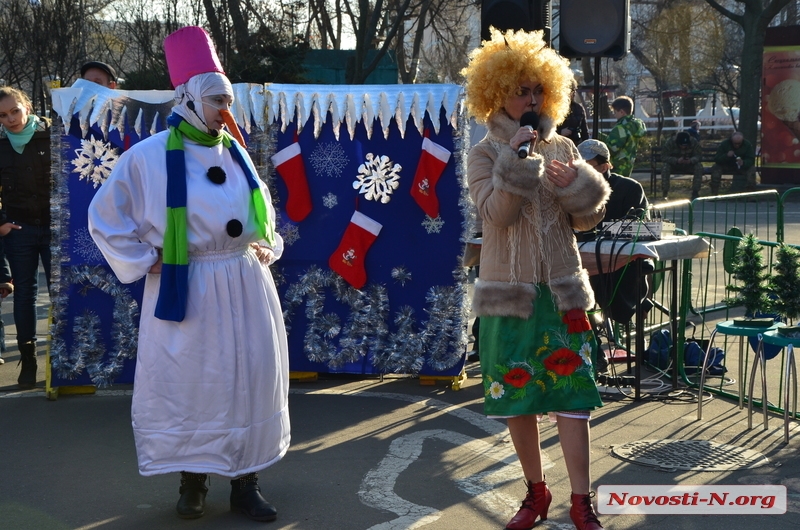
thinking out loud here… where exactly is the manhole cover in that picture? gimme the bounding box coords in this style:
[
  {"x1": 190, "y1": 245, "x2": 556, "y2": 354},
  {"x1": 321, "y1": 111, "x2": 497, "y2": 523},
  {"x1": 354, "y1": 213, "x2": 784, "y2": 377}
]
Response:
[{"x1": 612, "y1": 439, "x2": 769, "y2": 471}]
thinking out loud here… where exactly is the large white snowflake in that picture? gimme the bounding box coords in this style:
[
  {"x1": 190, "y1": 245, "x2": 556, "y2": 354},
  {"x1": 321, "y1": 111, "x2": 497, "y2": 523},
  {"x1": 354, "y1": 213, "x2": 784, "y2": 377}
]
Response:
[
  {"x1": 322, "y1": 193, "x2": 338, "y2": 209},
  {"x1": 422, "y1": 215, "x2": 444, "y2": 234},
  {"x1": 280, "y1": 222, "x2": 300, "y2": 246},
  {"x1": 72, "y1": 227, "x2": 105, "y2": 263},
  {"x1": 72, "y1": 137, "x2": 119, "y2": 188},
  {"x1": 353, "y1": 153, "x2": 402, "y2": 204},
  {"x1": 309, "y1": 142, "x2": 349, "y2": 178}
]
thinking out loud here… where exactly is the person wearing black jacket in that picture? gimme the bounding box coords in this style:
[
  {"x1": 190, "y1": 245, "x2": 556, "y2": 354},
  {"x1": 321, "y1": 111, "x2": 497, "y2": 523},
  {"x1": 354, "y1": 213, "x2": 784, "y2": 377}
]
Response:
[
  {"x1": 558, "y1": 84, "x2": 590, "y2": 146},
  {"x1": 578, "y1": 139, "x2": 654, "y2": 325},
  {"x1": 0, "y1": 86, "x2": 51, "y2": 388}
]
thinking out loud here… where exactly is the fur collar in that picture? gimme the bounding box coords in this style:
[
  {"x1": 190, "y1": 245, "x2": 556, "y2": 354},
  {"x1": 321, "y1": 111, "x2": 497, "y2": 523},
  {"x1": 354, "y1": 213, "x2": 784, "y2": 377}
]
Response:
[{"x1": 485, "y1": 110, "x2": 557, "y2": 144}]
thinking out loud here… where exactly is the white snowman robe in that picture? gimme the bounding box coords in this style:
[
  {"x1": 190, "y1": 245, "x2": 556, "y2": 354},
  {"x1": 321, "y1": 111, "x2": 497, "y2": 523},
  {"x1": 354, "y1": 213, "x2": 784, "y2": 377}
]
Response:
[{"x1": 88, "y1": 131, "x2": 290, "y2": 477}]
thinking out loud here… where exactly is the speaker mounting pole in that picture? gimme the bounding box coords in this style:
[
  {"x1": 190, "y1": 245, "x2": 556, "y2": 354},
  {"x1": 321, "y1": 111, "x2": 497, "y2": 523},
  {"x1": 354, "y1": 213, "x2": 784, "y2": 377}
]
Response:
[{"x1": 592, "y1": 56, "x2": 601, "y2": 138}]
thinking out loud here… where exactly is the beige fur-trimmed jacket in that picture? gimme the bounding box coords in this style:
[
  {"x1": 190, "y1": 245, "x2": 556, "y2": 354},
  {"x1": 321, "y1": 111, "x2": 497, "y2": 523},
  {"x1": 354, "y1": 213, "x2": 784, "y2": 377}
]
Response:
[{"x1": 468, "y1": 112, "x2": 611, "y2": 319}]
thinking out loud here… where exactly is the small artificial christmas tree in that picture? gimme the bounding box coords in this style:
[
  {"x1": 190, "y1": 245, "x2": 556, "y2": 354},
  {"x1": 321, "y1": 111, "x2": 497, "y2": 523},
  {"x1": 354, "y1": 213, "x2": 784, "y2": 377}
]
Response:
[
  {"x1": 725, "y1": 233, "x2": 774, "y2": 327},
  {"x1": 769, "y1": 243, "x2": 800, "y2": 336}
]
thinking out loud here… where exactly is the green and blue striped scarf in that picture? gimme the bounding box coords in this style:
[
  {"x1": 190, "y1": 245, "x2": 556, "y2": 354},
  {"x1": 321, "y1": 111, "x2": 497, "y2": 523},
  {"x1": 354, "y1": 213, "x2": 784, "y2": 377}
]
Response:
[{"x1": 156, "y1": 113, "x2": 276, "y2": 322}]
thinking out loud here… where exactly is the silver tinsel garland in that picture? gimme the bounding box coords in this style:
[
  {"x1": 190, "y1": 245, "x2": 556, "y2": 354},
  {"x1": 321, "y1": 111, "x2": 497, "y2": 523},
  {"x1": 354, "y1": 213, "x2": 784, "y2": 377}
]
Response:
[
  {"x1": 373, "y1": 305, "x2": 426, "y2": 373},
  {"x1": 66, "y1": 310, "x2": 106, "y2": 381},
  {"x1": 282, "y1": 265, "x2": 467, "y2": 373},
  {"x1": 335, "y1": 283, "x2": 390, "y2": 369},
  {"x1": 50, "y1": 266, "x2": 140, "y2": 387}
]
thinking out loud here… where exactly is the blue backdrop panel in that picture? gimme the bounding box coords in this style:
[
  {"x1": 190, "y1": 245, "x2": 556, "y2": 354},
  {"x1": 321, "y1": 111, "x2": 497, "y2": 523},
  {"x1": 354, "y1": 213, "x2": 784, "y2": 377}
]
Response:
[
  {"x1": 274, "y1": 106, "x2": 469, "y2": 376},
  {"x1": 49, "y1": 83, "x2": 470, "y2": 386}
]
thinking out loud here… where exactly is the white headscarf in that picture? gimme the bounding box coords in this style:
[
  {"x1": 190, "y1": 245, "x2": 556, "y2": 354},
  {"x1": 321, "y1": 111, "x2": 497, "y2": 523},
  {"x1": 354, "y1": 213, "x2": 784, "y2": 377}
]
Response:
[{"x1": 172, "y1": 72, "x2": 233, "y2": 132}]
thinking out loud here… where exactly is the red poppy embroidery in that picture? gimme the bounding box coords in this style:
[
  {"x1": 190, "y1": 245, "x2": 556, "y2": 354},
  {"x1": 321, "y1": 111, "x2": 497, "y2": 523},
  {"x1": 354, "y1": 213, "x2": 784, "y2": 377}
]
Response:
[
  {"x1": 503, "y1": 367, "x2": 532, "y2": 388},
  {"x1": 544, "y1": 348, "x2": 583, "y2": 376}
]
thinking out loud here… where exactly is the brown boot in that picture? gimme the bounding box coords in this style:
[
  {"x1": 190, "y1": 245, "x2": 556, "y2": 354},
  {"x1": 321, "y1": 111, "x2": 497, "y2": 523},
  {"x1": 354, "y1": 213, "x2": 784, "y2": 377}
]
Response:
[
  {"x1": 17, "y1": 341, "x2": 37, "y2": 389},
  {"x1": 505, "y1": 478, "x2": 552, "y2": 529},
  {"x1": 569, "y1": 492, "x2": 603, "y2": 530}
]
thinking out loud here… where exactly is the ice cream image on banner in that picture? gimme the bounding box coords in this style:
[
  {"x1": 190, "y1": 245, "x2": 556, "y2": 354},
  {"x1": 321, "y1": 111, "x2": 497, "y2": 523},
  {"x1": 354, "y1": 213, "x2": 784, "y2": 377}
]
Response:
[{"x1": 768, "y1": 79, "x2": 800, "y2": 140}]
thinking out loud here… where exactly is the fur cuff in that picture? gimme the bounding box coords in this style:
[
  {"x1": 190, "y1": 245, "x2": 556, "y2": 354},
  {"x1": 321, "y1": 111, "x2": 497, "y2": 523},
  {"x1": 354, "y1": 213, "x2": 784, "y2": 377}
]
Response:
[
  {"x1": 549, "y1": 270, "x2": 595, "y2": 312},
  {"x1": 492, "y1": 148, "x2": 544, "y2": 200},
  {"x1": 472, "y1": 280, "x2": 538, "y2": 319},
  {"x1": 539, "y1": 115, "x2": 557, "y2": 142},
  {"x1": 552, "y1": 159, "x2": 611, "y2": 217}
]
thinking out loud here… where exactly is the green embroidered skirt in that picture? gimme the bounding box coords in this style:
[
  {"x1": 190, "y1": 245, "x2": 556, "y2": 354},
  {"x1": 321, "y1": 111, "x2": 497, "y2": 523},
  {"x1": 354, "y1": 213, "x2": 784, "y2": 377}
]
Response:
[{"x1": 479, "y1": 284, "x2": 603, "y2": 417}]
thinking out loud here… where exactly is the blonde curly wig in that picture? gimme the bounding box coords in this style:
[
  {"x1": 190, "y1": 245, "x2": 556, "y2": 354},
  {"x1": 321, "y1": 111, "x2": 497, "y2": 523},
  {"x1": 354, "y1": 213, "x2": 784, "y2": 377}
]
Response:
[{"x1": 462, "y1": 27, "x2": 573, "y2": 127}]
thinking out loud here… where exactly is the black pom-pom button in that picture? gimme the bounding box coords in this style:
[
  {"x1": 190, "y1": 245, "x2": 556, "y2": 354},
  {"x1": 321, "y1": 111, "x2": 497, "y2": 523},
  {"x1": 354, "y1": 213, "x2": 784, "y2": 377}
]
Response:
[
  {"x1": 226, "y1": 219, "x2": 243, "y2": 238},
  {"x1": 207, "y1": 166, "x2": 226, "y2": 184}
]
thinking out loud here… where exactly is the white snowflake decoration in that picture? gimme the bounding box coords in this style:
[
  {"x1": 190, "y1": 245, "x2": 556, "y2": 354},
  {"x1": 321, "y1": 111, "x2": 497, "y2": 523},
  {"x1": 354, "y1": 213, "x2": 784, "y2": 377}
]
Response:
[
  {"x1": 309, "y1": 142, "x2": 349, "y2": 178},
  {"x1": 72, "y1": 137, "x2": 119, "y2": 188},
  {"x1": 279, "y1": 222, "x2": 300, "y2": 246},
  {"x1": 353, "y1": 153, "x2": 402, "y2": 204},
  {"x1": 72, "y1": 227, "x2": 105, "y2": 263},
  {"x1": 322, "y1": 193, "x2": 338, "y2": 209},
  {"x1": 422, "y1": 215, "x2": 444, "y2": 234}
]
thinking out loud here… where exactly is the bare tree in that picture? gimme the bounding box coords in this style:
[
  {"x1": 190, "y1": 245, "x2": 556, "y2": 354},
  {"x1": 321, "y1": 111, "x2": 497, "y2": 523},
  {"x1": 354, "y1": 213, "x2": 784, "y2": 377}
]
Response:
[
  {"x1": 630, "y1": 0, "x2": 725, "y2": 122},
  {"x1": 396, "y1": 0, "x2": 476, "y2": 84},
  {"x1": 703, "y1": 0, "x2": 794, "y2": 143},
  {"x1": 299, "y1": 0, "x2": 415, "y2": 82},
  {"x1": 0, "y1": 0, "x2": 108, "y2": 112}
]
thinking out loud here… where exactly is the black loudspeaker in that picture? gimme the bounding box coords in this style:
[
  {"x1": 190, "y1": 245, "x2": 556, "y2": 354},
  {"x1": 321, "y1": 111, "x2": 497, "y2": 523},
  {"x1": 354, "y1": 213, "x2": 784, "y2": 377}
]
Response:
[
  {"x1": 559, "y1": 0, "x2": 630, "y2": 59},
  {"x1": 481, "y1": 0, "x2": 551, "y2": 45}
]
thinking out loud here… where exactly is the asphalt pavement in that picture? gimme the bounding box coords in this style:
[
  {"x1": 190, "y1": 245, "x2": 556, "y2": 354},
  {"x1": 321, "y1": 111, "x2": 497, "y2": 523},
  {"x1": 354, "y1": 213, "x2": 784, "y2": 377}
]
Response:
[
  {"x1": 2, "y1": 185, "x2": 800, "y2": 529},
  {"x1": 1, "y1": 319, "x2": 799, "y2": 529}
]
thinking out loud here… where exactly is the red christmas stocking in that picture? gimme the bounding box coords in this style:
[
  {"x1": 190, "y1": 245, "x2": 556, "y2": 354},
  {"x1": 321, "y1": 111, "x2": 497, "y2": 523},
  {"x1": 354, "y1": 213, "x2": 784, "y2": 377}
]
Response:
[
  {"x1": 271, "y1": 139, "x2": 312, "y2": 222},
  {"x1": 328, "y1": 211, "x2": 383, "y2": 289},
  {"x1": 410, "y1": 129, "x2": 451, "y2": 218}
]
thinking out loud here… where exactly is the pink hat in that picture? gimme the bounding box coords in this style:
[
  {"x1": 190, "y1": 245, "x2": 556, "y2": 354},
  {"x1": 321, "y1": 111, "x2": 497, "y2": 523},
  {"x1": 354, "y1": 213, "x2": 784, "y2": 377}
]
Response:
[{"x1": 163, "y1": 26, "x2": 225, "y2": 88}]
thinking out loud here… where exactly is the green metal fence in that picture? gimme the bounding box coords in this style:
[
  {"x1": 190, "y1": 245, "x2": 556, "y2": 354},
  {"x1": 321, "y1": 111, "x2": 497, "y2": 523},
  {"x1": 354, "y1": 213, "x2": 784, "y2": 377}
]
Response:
[{"x1": 667, "y1": 188, "x2": 800, "y2": 420}]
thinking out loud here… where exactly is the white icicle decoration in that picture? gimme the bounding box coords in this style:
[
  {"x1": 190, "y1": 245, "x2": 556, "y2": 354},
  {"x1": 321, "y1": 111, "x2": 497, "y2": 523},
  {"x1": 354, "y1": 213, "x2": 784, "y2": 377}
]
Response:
[
  {"x1": 133, "y1": 108, "x2": 143, "y2": 138},
  {"x1": 250, "y1": 85, "x2": 267, "y2": 131},
  {"x1": 378, "y1": 92, "x2": 393, "y2": 140},
  {"x1": 345, "y1": 94, "x2": 357, "y2": 140},
  {"x1": 149, "y1": 111, "x2": 160, "y2": 137},
  {"x1": 49, "y1": 83, "x2": 465, "y2": 142}
]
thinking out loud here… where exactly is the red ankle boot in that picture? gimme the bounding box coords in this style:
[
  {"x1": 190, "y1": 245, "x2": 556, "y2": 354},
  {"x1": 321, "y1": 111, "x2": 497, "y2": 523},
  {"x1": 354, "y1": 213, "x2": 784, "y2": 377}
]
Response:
[
  {"x1": 505, "y1": 478, "x2": 552, "y2": 530},
  {"x1": 569, "y1": 492, "x2": 603, "y2": 530}
]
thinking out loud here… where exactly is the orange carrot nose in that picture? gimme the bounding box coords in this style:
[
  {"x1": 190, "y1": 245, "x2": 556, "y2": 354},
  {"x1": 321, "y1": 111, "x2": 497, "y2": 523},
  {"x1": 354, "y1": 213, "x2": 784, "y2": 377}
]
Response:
[{"x1": 220, "y1": 108, "x2": 247, "y2": 148}]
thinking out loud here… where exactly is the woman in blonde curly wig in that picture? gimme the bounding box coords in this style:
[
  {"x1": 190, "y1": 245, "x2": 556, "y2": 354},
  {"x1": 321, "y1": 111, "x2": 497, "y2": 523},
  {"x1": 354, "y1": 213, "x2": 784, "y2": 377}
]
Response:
[{"x1": 463, "y1": 28, "x2": 608, "y2": 530}]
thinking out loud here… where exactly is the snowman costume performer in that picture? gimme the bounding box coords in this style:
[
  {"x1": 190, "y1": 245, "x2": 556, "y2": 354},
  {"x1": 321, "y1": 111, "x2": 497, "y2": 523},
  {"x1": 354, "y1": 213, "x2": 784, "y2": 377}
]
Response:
[{"x1": 89, "y1": 26, "x2": 289, "y2": 522}]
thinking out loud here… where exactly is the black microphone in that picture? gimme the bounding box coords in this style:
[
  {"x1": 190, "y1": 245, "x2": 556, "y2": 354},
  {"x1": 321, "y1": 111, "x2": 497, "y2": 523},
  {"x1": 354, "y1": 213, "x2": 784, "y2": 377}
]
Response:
[{"x1": 517, "y1": 111, "x2": 540, "y2": 159}]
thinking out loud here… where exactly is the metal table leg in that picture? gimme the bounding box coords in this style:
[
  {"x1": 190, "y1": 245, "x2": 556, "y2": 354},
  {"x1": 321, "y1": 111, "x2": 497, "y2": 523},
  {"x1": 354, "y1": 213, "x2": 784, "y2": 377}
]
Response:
[
  {"x1": 697, "y1": 328, "x2": 719, "y2": 420},
  {"x1": 784, "y1": 344, "x2": 798, "y2": 444},
  {"x1": 747, "y1": 333, "x2": 769, "y2": 431}
]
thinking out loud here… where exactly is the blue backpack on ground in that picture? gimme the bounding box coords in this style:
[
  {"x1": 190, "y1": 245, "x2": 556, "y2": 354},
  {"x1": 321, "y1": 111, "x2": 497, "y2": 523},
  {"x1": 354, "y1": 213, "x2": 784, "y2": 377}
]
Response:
[
  {"x1": 646, "y1": 331, "x2": 727, "y2": 375},
  {"x1": 645, "y1": 329, "x2": 672, "y2": 370},
  {"x1": 683, "y1": 341, "x2": 727, "y2": 375}
]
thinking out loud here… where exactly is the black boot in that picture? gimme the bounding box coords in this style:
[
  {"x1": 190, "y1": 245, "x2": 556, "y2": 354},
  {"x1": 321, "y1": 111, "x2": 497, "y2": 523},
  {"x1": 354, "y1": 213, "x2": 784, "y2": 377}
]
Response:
[
  {"x1": 230, "y1": 473, "x2": 277, "y2": 522},
  {"x1": 176, "y1": 472, "x2": 208, "y2": 519},
  {"x1": 17, "y1": 341, "x2": 37, "y2": 389}
]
